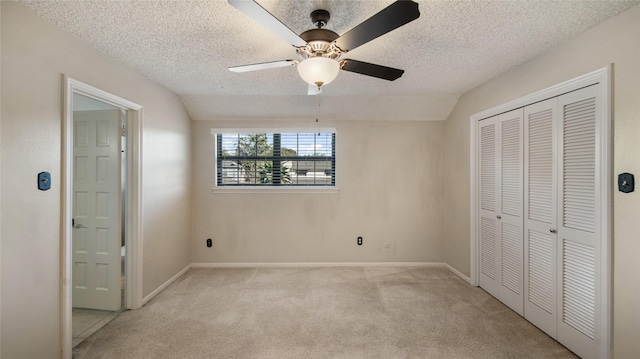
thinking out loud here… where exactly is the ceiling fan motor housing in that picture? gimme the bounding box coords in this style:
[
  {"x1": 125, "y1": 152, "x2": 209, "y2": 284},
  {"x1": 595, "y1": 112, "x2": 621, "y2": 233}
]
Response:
[
  {"x1": 299, "y1": 28, "x2": 340, "y2": 57},
  {"x1": 297, "y1": 9, "x2": 342, "y2": 59}
]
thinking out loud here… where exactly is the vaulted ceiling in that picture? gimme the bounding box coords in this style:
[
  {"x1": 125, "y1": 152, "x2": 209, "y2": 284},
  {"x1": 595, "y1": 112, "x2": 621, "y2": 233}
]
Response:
[{"x1": 18, "y1": 0, "x2": 640, "y2": 121}]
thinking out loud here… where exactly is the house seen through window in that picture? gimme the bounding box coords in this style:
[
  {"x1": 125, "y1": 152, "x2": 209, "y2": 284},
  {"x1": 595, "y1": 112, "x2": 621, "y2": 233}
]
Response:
[{"x1": 215, "y1": 131, "x2": 336, "y2": 186}]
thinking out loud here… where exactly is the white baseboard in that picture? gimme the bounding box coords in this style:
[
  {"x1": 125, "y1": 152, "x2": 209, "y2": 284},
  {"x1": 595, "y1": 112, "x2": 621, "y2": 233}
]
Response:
[
  {"x1": 191, "y1": 262, "x2": 448, "y2": 268},
  {"x1": 142, "y1": 264, "x2": 192, "y2": 305},
  {"x1": 445, "y1": 263, "x2": 472, "y2": 284}
]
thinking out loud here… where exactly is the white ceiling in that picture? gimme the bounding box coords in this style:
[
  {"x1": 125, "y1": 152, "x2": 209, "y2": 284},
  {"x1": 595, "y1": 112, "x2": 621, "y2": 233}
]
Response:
[{"x1": 18, "y1": 0, "x2": 639, "y2": 121}]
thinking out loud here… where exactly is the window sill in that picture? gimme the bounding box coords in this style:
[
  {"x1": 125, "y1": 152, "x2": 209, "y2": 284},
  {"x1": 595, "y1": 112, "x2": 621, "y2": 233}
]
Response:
[{"x1": 211, "y1": 186, "x2": 340, "y2": 194}]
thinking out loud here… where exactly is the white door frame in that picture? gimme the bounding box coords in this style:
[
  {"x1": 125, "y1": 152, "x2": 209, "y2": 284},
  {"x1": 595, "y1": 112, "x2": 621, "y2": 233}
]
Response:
[
  {"x1": 469, "y1": 66, "x2": 612, "y2": 358},
  {"x1": 61, "y1": 76, "x2": 144, "y2": 358}
]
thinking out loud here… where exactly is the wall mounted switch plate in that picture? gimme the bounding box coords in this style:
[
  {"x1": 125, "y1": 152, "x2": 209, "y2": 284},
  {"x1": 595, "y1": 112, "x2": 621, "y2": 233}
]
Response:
[
  {"x1": 618, "y1": 173, "x2": 634, "y2": 193},
  {"x1": 38, "y1": 172, "x2": 51, "y2": 191}
]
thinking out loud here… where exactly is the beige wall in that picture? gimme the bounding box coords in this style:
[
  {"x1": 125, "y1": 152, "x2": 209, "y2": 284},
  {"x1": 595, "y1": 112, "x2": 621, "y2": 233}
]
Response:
[
  {"x1": 443, "y1": 4, "x2": 640, "y2": 358},
  {"x1": 0, "y1": 3, "x2": 192, "y2": 358},
  {"x1": 192, "y1": 119, "x2": 445, "y2": 264}
]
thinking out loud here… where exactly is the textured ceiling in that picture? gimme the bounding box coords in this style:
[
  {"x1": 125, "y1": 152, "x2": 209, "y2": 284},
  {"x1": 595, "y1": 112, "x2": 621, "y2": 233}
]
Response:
[{"x1": 18, "y1": 0, "x2": 640, "y2": 121}]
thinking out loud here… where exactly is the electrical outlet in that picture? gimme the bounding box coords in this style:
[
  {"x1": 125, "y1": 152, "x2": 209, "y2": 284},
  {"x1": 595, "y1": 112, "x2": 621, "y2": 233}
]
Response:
[{"x1": 206, "y1": 238, "x2": 212, "y2": 248}]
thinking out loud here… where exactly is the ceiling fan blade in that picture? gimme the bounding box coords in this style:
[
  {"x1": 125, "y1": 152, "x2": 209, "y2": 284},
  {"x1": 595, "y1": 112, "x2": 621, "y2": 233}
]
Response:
[
  {"x1": 228, "y1": 60, "x2": 297, "y2": 73},
  {"x1": 340, "y1": 59, "x2": 404, "y2": 81},
  {"x1": 308, "y1": 84, "x2": 323, "y2": 95},
  {"x1": 228, "y1": 0, "x2": 307, "y2": 47},
  {"x1": 333, "y1": 0, "x2": 420, "y2": 52}
]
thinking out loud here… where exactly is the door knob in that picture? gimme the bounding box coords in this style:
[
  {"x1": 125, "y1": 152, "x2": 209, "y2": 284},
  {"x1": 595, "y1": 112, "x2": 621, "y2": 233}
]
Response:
[
  {"x1": 497, "y1": 215, "x2": 502, "y2": 219},
  {"x1": 72, "y1": 218, "x2": 86, "y2": 229},
  {"x1": 550, "y1": 229, "x2": 556, "y2": 233}
]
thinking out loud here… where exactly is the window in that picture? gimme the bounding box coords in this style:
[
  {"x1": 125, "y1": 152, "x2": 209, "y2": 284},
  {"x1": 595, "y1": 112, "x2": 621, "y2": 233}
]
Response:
[{"x1": 214, "y1": 130, "x2": 336, "y2": 187}]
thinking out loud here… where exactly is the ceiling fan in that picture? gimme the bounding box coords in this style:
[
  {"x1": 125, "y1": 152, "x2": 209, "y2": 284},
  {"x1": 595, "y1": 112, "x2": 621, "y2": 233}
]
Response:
[{"x1": 228, "y1": 0, "x2": 420, "y2": 95}]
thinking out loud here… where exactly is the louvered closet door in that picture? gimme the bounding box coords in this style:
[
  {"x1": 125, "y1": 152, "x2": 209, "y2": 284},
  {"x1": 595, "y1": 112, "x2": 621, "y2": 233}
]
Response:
[
  {"x1": 478, "y1": 117, "x2": 500, "y2": 299},
  {"x1": 524, "y1": 98, "x2": 558, "y2": 337},
  {"x1": 479, "y1": 80, "x2": 606, "y2": 358},
  {"x1": 556, "y1": 85, "x2": 600, "y2": 359},
  {"x1": 497, "y1": 109, "x2": 524, "y2": 315},
  {"x1": 478, "y1": 110, "x2": 524, "y2": 314}
]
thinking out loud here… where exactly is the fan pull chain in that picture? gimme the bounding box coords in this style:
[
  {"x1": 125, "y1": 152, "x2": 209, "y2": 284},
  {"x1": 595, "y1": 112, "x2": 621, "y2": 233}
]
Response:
[
  {"x1": 315, "y1": 92, "x2": 320, "y2": 123},
  {"x1": 315, "y1": 93, "x2": 321, "y2": 135}
]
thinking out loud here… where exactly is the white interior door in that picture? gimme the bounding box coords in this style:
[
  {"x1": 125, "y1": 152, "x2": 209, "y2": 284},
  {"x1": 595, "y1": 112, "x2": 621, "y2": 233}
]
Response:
[
  {"x1": 497, "y1": 109, "x2": 524, "y2": 315},
  {"x1": 478, "y1": 117, "x2": 500, "y2": 298},
  {"x1": 524, "y1": 97, "x2": 558, "y2": 337},
  {"x1": 73, "y1": 109, "x2": 122, "y2": 311},
  {"x1": 524, "y1": 85, "x2": 601, "y2": 359},
  {"x1": 478, "y1": 110, "x2": 524, "y2": 315},
  {"x1": 556, "y1": 85, "x2": 600, "y2": 359}
]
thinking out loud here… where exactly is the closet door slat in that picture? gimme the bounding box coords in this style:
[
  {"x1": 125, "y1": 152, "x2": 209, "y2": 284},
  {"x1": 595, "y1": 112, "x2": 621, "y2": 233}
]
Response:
[
  {"x1": 527, "y1": 108, "x2": 554, "y2": 224},
  {"x1": 562, "y1": 97, "x2": 596, "y2": 233},
  {"x1": 481, "y1": 124, "x2": 496, "y2": 212}
]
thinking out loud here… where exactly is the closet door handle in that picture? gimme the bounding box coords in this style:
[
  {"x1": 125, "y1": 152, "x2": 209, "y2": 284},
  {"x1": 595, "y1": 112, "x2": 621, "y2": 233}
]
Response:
[
  {"x1": 550, "y1": 229, "x2": 556, "y2": 233},
  {"x1": 497, "y1": 215, "x2": 502, "y2": 219}
]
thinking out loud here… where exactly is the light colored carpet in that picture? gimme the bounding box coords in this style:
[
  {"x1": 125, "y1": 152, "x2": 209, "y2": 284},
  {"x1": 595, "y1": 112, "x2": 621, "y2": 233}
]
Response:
[{"x1": 73, "y1": 266, "x2": 577, "y2": 359}]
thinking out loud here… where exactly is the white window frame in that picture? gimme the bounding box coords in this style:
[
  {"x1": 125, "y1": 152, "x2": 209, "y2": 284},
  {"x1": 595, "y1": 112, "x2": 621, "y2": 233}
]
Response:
[{"x1": 211, "y1": 128, "x2": 339, "y2": 193}]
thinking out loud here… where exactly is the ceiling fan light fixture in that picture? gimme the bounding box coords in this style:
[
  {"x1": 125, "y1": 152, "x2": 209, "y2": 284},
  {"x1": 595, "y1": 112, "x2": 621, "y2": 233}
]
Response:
[{"x1": 297, "y1": 57, "x2": 340, "y2": 88}]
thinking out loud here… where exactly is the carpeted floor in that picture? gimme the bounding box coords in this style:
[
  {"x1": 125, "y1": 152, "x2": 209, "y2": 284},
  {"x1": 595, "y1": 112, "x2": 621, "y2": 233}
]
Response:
[{"x1": 73, "y1": 266, "x2": 577, "y2": 359}]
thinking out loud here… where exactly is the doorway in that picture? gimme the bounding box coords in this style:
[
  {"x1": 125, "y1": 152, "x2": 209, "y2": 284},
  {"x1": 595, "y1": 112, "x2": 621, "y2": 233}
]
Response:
[
  {"x1": 71, "y1": 94, "x2": 124, "y2": 346},
  {"x1": 62, "y1": 77, "x2": 143, "y2": 359}
]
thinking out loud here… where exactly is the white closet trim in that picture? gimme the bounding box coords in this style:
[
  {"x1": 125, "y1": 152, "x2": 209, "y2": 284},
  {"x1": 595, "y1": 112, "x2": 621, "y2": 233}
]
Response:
[{"x1": 469, "y1": 65, "x2": 612, "y2": 358}]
